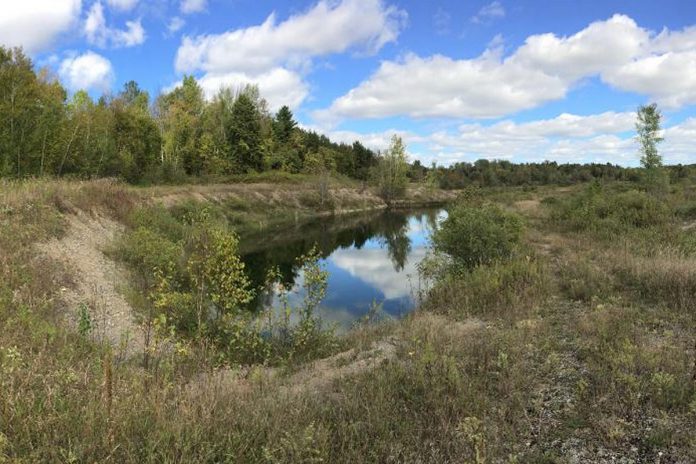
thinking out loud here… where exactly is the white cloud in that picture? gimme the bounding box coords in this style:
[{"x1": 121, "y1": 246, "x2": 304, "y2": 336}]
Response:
[
  {"x1": 318, "y1": 14, "x2": 696, "y2": 122},
  {"x1": 106, "y1": 0, "x2": 138, "y2": 11},
  {"x1": 471, "y1": 1, "x2": 505, "y2": 24},
  {"x1": 426, "y1": 112, "x2": 636, "y2": 164},
  {"x1": 424, "y1": 112, "x2": 696, "y2": 166},
  {"x1": 84, "y1": 1, "x2": 146, "y2": 48},
  {"x1": 603, "y1": 52, "x2": 696, "y2": 108},
  {"x1": 113, "y1": 19, "x2": 145, "y2": 46},
  {"x1": 662, "y1": 117, "x2": 696, "y2": 164},
  {"x1": 167, "y1": 16, "x2": 185, "y2": 35},
  {"x1": 174, "y1": 0, "x2": 405, "y2": 111},
  {"x1": 0, "y1": 0, "x2": 82, "y2": 53},
  {"x1": 485, "y1": 111, "x2": 635, "y2": 138},
  {"x1": 315, "y1": 51, "x2": 567, "y2": 121},
  {"x1": 308, "y1": 112, "x2": 636, "y2": 164},
  {"x1": 59, "y1": 51, "x2": 114, "y2": 92},
  {"x1": 198, "y1": 68, "x2": 309, "y2": 111},
  {"x1": 167, "y1": 68, "x2": 308, "y2": 111},
  {"x1": 512, "y1": 14, "x2": 647, "y2": 81},
  {"x1": 180, "y1": 0, "x2": 207, "y2": 14},
  {"x1": 317, "y1": 111, "x2": 686, "y2": 166},
  {"x1": 176, "y1": 0, "x2": 406, "y2": 75}
]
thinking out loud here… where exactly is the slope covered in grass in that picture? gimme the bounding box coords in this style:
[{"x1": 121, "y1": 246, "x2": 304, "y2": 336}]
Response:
[{"x1": 1, "y1": 177, "x2": 695, "y2": 462}]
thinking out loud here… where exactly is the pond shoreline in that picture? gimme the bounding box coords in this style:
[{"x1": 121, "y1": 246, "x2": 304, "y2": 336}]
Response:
[
  {"x1": 239, "y1": 205, "x2": 447, "y2": 328},
  {"x1": 143, "y1": 180, "x2": 457, "y2": 240}
]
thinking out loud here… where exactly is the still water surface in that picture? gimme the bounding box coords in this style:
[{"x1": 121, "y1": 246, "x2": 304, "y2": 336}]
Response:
[{"x1": 239, "y1": 207, "x2": 446, "y2": 329}]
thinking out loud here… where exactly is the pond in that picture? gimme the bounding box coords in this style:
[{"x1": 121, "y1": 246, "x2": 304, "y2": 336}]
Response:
[{"x1": 238, "y1": 207, "x2": 446, "y2": 330}]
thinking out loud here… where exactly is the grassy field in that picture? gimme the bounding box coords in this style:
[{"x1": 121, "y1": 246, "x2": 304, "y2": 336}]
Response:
[{"x1": 1, "y1": 177, "x2": 695, "y2": 462}]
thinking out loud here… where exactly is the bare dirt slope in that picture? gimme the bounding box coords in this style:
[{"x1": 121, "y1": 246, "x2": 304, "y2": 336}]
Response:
[
  {"x1": 37, "y1": 213, "x2": 141, "y2": 358},
  {"x1": 148, "y1": 182, "x2": 456, "y2": 212}
]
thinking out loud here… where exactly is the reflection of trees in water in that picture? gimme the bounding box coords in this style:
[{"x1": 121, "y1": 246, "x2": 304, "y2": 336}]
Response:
[
  {"x1": 424, "y1": 209, "x2": 441, "y2": 235},
  {"x1": 240, "y1": 209, "x2": 437, "y2": 311},
  {"x1": 377, "y1": 211, "x2": 411, "y2": 272}
]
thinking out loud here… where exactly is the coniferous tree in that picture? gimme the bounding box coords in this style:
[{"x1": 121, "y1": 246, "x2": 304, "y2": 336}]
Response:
[
  {"x1": 228, "y1": 93, "x2": 263, "y2": 173},
  {"x1": 273, "y1": 105, "x2": 297, "y2": 144}
]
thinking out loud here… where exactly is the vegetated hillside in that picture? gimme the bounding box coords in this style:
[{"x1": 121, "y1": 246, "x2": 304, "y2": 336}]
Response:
[{"x1": 1, "y1": 175, "x2": 696, "y2": 462}]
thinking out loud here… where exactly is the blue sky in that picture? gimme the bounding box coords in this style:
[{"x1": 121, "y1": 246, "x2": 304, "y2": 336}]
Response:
[{"x1": 2, "y1": 0, "x2": 696, "y2": 166}]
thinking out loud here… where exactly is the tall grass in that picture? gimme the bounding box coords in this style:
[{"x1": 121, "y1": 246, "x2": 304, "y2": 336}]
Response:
[{"x1": 2, "y1": 178, "x2": 696, "y2": 461}]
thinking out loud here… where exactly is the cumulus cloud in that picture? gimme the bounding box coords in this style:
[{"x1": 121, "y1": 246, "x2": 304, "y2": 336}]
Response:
[
  {"x1": 661, "y1": 117, "x2": 696, "y2": 164},
  {"x1": 315, "y1": 51, "x2": 567, "y2": 122},
  {"x1": 425, "y1": 112, "x2": 636, "y2": 164},
  {"x1": 603, "y1": 52, "x2": 696, "y2": 108},
  {"x1": 180, "y1": 0, "x2": 207, "y2": 14},
  {"x1": 84, "y1": 1, "x2": 146, "y2": 48},
  {"x1": 317, "y1": 111, "x2": 696, "y2": 167},
  {"x1": 106, "y1": 0, "x2": 138, "y2": 11},
  {"x1": 197, "y1": 68, "x2": 309, "y2": 111},
  {"x1": 471, "y1": 1, "x2": 505, "y2": 24},
  {"x1": 424, "y1": 112, "x2": 696, "y2": 166},
  {"x1": 176, "y1": 0, "x2": 406, "y2": 74},
  {"x1": 0, "y1": 0, "x2": 82, "y2": 53},
  {"x1": 166, "y1": 67, "x2": 308, "y2": 111},
  {"x1": 481, "y1": 111, "x2": 635, "y2": 138},
  {"x1": 512, "y1": 14, "x2": 647, "y2": 81},
  {"x1": 59, "y1": 51, "x2": 114, "y2": 92},
  {"x1": 174, "y1": 0, "x2": 405, "y2": 110},
  {"x1": 318, "y1": 14, "x2": 696, "y2": 122}
]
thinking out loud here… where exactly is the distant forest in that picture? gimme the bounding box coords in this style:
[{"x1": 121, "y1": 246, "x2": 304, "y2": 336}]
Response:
[
  {"x1": 1, "y1": 46, "x2": 694, "y2": 187},
  {"x1": 415, "y1": 160, "x2": 696, "y2": 189}
]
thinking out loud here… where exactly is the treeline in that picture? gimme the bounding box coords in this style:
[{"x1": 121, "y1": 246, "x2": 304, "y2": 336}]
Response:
[
  {"x1": 0, "y1": 47, "x2": 377, "y2": 183},
  {"x1": 3, "y1": 46, "x2": 694, "y2": 188},
  {"x1": 413, "y1": 159, "x2": 696, "y2": 189}
]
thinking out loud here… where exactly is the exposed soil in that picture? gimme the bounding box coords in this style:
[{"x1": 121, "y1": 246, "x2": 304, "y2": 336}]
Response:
[{"x1": 37, "y1": 213, "x2": 141, "y2": 358}]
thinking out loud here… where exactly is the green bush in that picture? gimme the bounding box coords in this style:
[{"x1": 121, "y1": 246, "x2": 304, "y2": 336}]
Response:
[
  {"x1": 614, "y1": 190, "x2": 672, "y2": 227},
  {"x1": 116, "y1": 227, "x2": 182, "y2": 279},
  {"x1": 432, "y1": 202, "x2": 523, "y2": 269},
  {"x1": 675, "y1": 200, "x2": 696, "y2": 220},
  {"x1": 550, "y1": 184, "x2": 673, "y2": 235},
  {"x1": 127, "y1": 205, "x2": 185, "y2": 241}
]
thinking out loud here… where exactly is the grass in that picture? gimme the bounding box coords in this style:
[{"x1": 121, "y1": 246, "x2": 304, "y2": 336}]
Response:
[{"x1": 1, "y1": 176, "x2": 696, "y2": 461}]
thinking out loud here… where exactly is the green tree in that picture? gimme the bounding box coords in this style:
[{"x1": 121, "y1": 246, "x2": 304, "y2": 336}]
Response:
[
  {"x1": 157, "y1": 75, "x2": 205, "y2": 175},
  {"x1": 187, "y1": 221, "x2": 253, "y2": 325},
  {"x1": 111, "y1": 83, "x2": 161, "y2": 182},
  {"x1": 199, "y1": 88, "x2": 234, "y2": 173},
  {"x1": 273, "y1": 105, "x2": 297, "y2": 144},
  {"x1": 228, "y1": 93, "x2": 263, "y2": 172},
  {"x1": 0, "y1": 48, "x2": 67, "y2": 177},
  {"x1": 352, "y1": 141, "x2": 376, "y2": 181},
  {"x1": 372, "y1": 135, "x2": 410, "y2": 202},
  {"x1": 636, "y1": 103, "x2": 668, "y2": 192},
  {"x1": 31, "y1": 69, "x2": 67, "y2": 176},
  {"x1": 120, "y1": 80, "x2": 149, "y2": 111}
]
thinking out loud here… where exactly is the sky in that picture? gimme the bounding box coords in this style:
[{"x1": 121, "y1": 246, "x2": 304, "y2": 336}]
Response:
[{"x1": 2, "y1": 0, "x2": 696, "y2": 166}]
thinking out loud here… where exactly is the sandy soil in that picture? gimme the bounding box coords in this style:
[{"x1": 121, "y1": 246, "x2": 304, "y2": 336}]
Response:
[{"x1": 37, "y1": 213, "x2": 141, "y2": 358}]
